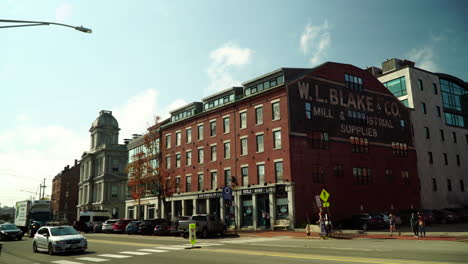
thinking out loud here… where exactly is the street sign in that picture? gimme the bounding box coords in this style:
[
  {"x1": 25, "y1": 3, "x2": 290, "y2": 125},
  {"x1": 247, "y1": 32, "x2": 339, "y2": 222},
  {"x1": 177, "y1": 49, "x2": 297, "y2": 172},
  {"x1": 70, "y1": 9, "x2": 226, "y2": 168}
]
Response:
[
  {"x1": 323, "y1": 202, "x2": 330, "y2": 208},
  {"x1": 189, "y1": 223, "x2": 197, "y2": 245},
  {"x1": 222, "y1": 186, "x2": 233, "y2": 200},
  {"x1": 320, "y1": 189, "x2": 330, "y2": 202},
  {"x1": 315, "y1": 195, "x2": 322, "y2": 207}
]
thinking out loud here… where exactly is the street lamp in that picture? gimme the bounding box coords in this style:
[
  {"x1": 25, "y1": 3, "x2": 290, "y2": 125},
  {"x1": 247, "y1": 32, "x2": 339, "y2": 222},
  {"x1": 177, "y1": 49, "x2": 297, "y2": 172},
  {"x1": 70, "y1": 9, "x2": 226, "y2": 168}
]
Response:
[{"x1": 0, "y1": 19, "x2": 92, "y2": 33}]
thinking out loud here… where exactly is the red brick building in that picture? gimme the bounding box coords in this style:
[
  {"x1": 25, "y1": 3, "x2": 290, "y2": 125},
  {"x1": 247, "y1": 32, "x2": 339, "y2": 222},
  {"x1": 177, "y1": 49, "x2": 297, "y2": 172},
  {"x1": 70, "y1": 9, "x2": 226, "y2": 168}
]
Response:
[
  {"x1": 51, "y1": 160, "x2": 80, "y2": 223},
  {"x1": 134, "y1": 62, "x2": 420, "y2": 230}
]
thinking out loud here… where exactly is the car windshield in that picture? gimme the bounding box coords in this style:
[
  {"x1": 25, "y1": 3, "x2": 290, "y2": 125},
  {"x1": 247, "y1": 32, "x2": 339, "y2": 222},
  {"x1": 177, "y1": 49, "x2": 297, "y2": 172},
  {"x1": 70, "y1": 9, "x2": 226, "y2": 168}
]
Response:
[
  {"x1": 31, "y1": 212, "x2": 53, "y2": 221},
  {"x1": 50, "y1": 226, "x2": 79, "y2": 236},
  {"x1": 105, "y1": 220, "x2": 117, "y2": 224},
  {"x1": 0, "y1": 224, "x2": 18, "y2": 230}
]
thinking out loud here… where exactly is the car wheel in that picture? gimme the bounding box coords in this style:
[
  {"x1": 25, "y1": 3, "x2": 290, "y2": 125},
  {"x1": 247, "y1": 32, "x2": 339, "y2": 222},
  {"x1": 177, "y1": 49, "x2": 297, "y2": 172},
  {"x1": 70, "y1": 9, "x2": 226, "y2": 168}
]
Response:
[
  {"x1": 220, "y1": 228, "x2": 226, "y2": 237},
  {"x1": 201, "y1": 228, "x2": 208, "y2": 239},
  {"x1": 362, "y1": 223, "x2": 368, "y2": 231},
  {"x1": 33, "y1": 242, "x2": 38, "y2": 253},
  {"x1": 48, "y1": 243, "x2": 54, "y2": 255},
  {"x1": 17, "y1": 235, "x2": 23, "y2": 241}
]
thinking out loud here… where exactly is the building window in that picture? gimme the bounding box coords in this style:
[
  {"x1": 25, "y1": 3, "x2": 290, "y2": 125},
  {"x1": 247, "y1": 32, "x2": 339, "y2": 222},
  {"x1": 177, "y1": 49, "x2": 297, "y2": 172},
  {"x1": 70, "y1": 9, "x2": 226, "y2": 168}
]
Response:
[
  {"x1": 186, "y1": 176, "x2": 191, "y2": 192},
  {"x1": 240, "y1": 137, "x2": 248, "y2": 155},
  {"x1": 310, "y1": 131, "x2": 329, "y2": 149},
  {"x1": 224, "y1": 169, "x2": 231, "y2": 187},
  {"x1": 175, "y1": 131, "x2": 181, "y2": 146},
  {"x1": 198, "y1": 124, "x2": 204, "y2": 140},
  {"x1": 400, "y1": 120, "x2": 406, "y2": 133},
  {"x1": 453, "y1": 132, "x2": 457, "y2": 143},
  {"x1": 255, "y1": 106, "x2": 263, "y2": 125},
  {"x1": 312, "y1": 167, "x2": 325, "y2": 184},
  {"x1": 433, "y1": 83, "x2": 438, "y2": 94},
  {"x1": 272, "y1": 101, "x2": 280, "y2": 120},
  {"x1": 432, "y1": 178, "x2": 437, "y2": 192},
  {"x1": 436, "y1": 106, "x2": 441, "y2": 117},
  {"x1": 333, "y1": 164, "x2": 344, "y2": 177},
  {"x1": 111, "y1": 185, "x2": 118, "y2": 198},
  {"x1": 345, "y1": 73, "x2": 363, "y2": 91},
  {"x1": 210, "y1": 120, "x2": 216, "y2": 137},
  {"x1": 383, "y1": 76, "x2": 407, "y2": 97},
  {"x1": 305, "y1": 102, "x2": 312, "y2": 119},
  {"x1": 175, "y1": 153, "x2": 181, "y2": 168},
  {"x1": 165, "y1": 134, "x2": 171, "y2": 149},
  {"x1": 210, "y1": 171, "x2": 217, "y2": 189},
  {"x1": 443, "y1": 153, "x2": 448, "y2": 165},
  {"x1": 392, "y1": 142, "x2": 408, "y2": 157},
  {"x1": 440, "y1": 79, "x2": 466, "y2": 111},
  {"x1": 444, "y1": 112, "x2": 465, "y2": 128},
  {"x1": 273, "y1": 130, "x2": 282, "y2": 149},
  {"x1": 428, "y1": 152, "x2": 433, "y2": 164},
  {"x1": 256, "y1": 134, "x2": 264, "y2": 153},
  {"x1": 175, "y1": 177, "x2": 181, "y2": 193},
  {"x1": 186, "y1": 151, "x2": 192, "y2": 166},
  {"x1": 418, "y1": 79, "x2": 424, "y2": 91},
  {"x1": 424, "y1": 127, "x2": 430, "y2": 139},
  {"x1": 402, "y1": 171, "x2": 409, "y2": 185},
  {"x1": 210, "y1": 145, "x2": 217, "y2": 162},
  {"x1": 224, "y1": 142, "x2": 231, "y2": 159},
  {"x1": 223, "y1": 117, "x2": 230, "y2": 133},
  {"x1": 241, "y1": 166, "x2": 248, "y2": 186},
  {"x1": 274, "y1": 161, "x2": 284, "y2": 182},
  {"x1": 385, "y1": 169, "x2": 393, "y2": 182},
  {"x1": 257, "y1": 164, "x2": 265, "y2": 185},
  {"x1": 198, "y1": 174, "x2": 204, "y2": 191},
  {"x1": 165, "y1": 156, "x2": 171, "y2": 169},
  {"x1": 240, "y1": 111, "x2": 247, "y2": 129},
  {"x1": 447, "y1": 179, "x2": 452, "y2": 192},
  {"x1": 347, "y1": 110, "x2": 367, "y2": 125},
  {"x1": 401, "y1": 99, "x2": 409, "y2": 107},
  {"x1": 198, "y1": 148, "x2": 204, "y2": 164},
  {"x1": 353, "y1": 168, "x2": 372, "y2": 185},
  {"x1": 440, "y1": 129, "x2": 445, "y2": 141},
  {"x1": 421, "y1": 102, "x2": 427, "y2": 114},
  {"x1": 186, "y1": 128, "x2": 192, "y2": 143},
  {"x1": 460, "y1": 180, "x2": 465, "y2": 192},
  {"x1": 456, "y1": 154, "x2": 461, "y2": 166},
  {"x1": 350, "y1": 136, "x2": 368, "y2": 153}
]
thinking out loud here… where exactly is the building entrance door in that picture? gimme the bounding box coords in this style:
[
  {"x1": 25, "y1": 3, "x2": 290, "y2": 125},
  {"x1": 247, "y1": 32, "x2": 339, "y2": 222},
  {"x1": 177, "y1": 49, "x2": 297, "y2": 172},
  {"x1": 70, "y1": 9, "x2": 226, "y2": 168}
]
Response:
[
  {"x1": 174, "y1": 201, "x2": 182, "y2": 217},
  {"x1": 256, "y1": 194, "x2": 270, "y2": 227},
  {"x1": 209, "y1": 198, "x2": 220, "y2": 218}
]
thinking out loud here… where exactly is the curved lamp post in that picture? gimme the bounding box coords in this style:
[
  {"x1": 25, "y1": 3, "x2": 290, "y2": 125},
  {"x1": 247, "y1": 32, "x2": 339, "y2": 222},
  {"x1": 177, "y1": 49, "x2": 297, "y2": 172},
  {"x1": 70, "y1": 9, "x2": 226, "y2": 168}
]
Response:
[{"x1": 0, "y1": 19, "x2": 92, "y2": 33}]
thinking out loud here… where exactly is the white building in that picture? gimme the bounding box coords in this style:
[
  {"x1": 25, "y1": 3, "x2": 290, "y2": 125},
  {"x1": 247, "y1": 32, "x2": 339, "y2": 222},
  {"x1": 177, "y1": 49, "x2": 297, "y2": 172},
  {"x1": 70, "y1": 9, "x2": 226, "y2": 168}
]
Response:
[
  {"x1": 372, "y1": 59, "x2": 468, "y2": 209},
  {"x1": 77, "y1": 110, "x2": 128, "y2": 218}
]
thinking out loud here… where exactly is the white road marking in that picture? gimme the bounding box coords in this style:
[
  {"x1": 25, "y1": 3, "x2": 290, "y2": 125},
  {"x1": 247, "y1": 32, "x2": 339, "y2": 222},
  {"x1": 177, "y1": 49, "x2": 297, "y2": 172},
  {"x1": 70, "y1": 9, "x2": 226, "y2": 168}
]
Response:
[
  {"x1": 222, "y1": 238, "x2": 281, "y2": 244},
  {"x1": 138, "y1": 248, "x2": 169, "y2": 253},
  {"x1": 154, "y1": 246, "x2": 185, "y2": 250},
  {"x1": 52, "y1": 261, "x2": 84, "y2": 264},
  {"x1": 119, "y1": 251, "x2": 151, "y2": 255},
  {"x1": 75, "y1": 257, "x2": 109, "y2": 262},
  {"x1": 196, "y1": 243, "x2": 223, "y2": 246},
  {"x1": 98, "y1": 254, "x2": 132, "y2": 258}
]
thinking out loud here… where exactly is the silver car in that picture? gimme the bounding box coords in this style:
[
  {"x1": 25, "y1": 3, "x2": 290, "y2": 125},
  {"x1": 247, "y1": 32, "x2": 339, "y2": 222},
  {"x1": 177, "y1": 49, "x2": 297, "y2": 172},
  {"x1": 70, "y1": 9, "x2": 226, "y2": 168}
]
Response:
[
  {"x1": 102, "y1": 219, "x2": 118, "y2": 233},
  {"x1": 33, "y1": 225, "x2": 87, "y2": 255}
]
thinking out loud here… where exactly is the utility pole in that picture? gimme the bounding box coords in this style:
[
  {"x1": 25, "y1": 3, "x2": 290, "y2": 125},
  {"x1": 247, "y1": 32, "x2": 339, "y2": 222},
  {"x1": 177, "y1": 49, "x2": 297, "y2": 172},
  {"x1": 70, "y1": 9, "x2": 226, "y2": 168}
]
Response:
[{"x1": 39, "y1": 178, "x2": 46, "y2": 199}]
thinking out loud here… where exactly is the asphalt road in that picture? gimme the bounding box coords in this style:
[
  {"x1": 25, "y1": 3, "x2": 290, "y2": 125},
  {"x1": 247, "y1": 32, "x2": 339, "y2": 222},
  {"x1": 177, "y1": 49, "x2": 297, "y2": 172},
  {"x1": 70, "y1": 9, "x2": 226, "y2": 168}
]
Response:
[{"x1": 1, "y1": 233, "x2": 468, "y2": 264}]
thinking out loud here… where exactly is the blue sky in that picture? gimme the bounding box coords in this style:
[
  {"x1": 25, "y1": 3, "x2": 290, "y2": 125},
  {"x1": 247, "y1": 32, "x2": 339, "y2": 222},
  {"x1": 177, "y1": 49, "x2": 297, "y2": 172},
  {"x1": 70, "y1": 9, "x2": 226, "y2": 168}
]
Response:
[{"x1": 1, "y1": 0, "x2": 467, "y2": 206}]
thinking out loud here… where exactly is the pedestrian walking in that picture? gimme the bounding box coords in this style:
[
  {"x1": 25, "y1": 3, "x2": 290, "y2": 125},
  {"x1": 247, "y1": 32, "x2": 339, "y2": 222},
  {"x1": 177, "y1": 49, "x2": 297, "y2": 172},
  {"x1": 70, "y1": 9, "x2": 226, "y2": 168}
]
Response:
[
  {"x1": 261, "y1": 210, "x2": 270, "y2": 228},
  {"x1": 389, "y1": 213, "x2": 401, "y2": 236},
  {"x1": 417, "y1": 212, "x2": 426, "y2": 238},
  {"x1": 410, "y1": 212, "x2": 419, "y2": 237}
]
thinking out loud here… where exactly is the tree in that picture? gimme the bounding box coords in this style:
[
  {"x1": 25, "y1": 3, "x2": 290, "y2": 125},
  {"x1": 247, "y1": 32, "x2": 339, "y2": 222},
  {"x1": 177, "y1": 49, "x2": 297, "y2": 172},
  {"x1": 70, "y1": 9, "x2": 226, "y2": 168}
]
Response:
[{"x1": 126, "y1": 116, "x2": 174, "y2": 220}]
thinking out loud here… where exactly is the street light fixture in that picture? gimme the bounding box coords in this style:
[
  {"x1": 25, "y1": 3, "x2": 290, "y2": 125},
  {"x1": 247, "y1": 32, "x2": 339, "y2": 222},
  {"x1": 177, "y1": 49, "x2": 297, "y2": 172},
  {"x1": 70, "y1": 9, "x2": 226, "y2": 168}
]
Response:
[{"x1": 0, "y1": 19, "x2": 92, "y2": 33}]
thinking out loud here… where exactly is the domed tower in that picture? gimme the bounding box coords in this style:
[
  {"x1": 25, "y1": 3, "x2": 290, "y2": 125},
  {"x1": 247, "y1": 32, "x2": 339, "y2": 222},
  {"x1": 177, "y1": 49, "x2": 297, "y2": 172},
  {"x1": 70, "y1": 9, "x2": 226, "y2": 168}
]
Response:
[{"x1": 89, "y1": 110, "x2": 120, "y2": 149}]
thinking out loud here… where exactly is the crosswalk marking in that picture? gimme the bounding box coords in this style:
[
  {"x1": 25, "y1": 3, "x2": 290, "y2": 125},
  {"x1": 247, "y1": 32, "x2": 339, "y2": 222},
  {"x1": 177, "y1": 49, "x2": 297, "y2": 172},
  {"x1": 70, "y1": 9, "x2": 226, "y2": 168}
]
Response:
[
  {"x1": 138, "y1": 248, "x2": 169, "y2": 253},
  {"x1": 52, "y1": 261, "x2": 84, "y2": 264},
  {"x1": 222, "y1": 238, "x2": 280, "y2": 244},
  {"x1": 154, "y1": 246, "x2": 184, "y2": 250},
  {"x1": 98, "y1": 254, "x2": 132, "y2": 258},
  {"x1": 75, "y1": 257, "x2": 109, "y2": 262},
  {"x1": 119, "y1": 251, "x2": 151, "y2": 255}
]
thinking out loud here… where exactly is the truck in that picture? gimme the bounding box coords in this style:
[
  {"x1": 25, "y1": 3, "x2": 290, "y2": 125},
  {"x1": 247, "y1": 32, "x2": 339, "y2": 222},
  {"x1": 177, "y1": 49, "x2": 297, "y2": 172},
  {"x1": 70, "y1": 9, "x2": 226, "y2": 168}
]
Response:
[
  {"x1": 14, "y1": 200, "x2": 53, "y2": 234},
  {"x1": 178, "y1": 214, "x2": 226, "y2": 238}
]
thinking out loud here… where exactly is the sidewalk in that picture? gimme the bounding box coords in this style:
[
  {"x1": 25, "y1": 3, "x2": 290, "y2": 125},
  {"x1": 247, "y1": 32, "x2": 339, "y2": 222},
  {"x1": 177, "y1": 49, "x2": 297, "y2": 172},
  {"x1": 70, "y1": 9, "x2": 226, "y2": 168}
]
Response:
[{"x1": 233, "y1": 223, "x2": 468, "y2": 242}]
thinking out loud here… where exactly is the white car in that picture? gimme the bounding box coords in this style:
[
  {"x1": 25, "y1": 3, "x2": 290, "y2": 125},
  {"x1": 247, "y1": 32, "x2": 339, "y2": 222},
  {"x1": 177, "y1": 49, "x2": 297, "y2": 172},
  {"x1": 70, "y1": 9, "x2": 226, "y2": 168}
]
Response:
[{"x1": 33, "y1": 225, "x2": 87, "y2": 255}]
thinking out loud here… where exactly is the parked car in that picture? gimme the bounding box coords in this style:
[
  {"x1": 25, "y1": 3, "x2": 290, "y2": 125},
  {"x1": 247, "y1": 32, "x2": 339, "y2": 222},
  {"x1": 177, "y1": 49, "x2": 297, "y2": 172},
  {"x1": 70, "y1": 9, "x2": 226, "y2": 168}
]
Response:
[
  {"x1": 0, "y1": 223, "x2": 23, "y2": 241},
  {"x1": 93, "y1": 223, "x2": 103, "y2": 233},
  {"x1": 433, "y1": 209, "x2": 459, "y2": 224},
  {"x1": 170, "y1": 216, "x2": 189, "y2": 235},
  {"x1": 113, "y1": 219, "x2": 134, "y2": 233},
  {"x1": 78, "y1": 211, "x2": 111, "y2": 233},
  {"x1": 102, "y1": 219, "x2": 118, "y2": 233},
  {"x1": 125, "y1": 221, "x2": 141, "y2": 235},
  {"x1": 340, "y1": 213, "x2": 387, "y2": 230},
  {"x1": 154, "y1": 219, "x2": 172, "y2": 236},
  {"x1": 397, "y1": 209, "x2": 418, "y2": 225},
  {"x1": 178, "y1": 214, "x2": 226, "y2": 238},
  {"x1": 421, "y1": 210, "x2": 434, "y2": 225},
  {"x1": 445, "y1": 208, "x2": 468, "y2": 222},
  {"x1": 32, "y1": 225, "x2": 87, "y2": 255}
]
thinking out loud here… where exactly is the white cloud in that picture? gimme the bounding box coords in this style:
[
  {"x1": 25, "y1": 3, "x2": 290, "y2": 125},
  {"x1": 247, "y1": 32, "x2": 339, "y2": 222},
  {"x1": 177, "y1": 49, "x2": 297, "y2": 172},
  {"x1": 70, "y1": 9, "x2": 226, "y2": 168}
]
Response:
[
  {"x1": 407, "y1": 46, "x2": 439, "y2": 72},
  {"x1": 300, "y1": 20, "x2": 331, "y2": 65},
  {"x1": 56, "y1": 3, "x2": 73, "y2": 23},
  {"x1": 162, "y1": 99, "x2": 188, "y2": 120},
  {"x1": 205, "y1": 42, "x2": 252, "y2": 95}
]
